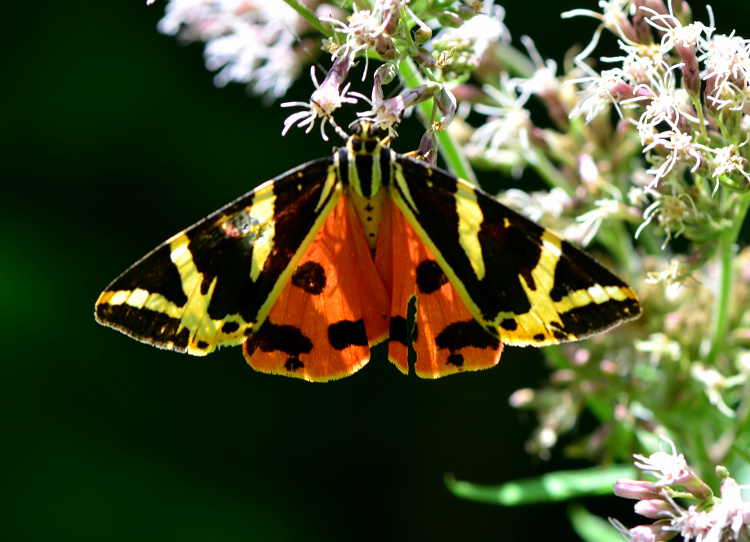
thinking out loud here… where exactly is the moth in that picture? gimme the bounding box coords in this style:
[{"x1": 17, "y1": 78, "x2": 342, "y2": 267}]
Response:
[{"x1": 96, "y1": 122, "x2": 641, "y2": 382}]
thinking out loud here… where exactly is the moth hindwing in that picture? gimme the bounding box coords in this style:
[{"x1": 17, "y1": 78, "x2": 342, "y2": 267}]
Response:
[{"x1": 96, "y1": 123, "x2": 641, "y2": 382}]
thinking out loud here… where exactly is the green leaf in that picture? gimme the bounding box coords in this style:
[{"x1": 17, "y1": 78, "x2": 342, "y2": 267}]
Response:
[
  {"x1": 445, "y1": 464, "x2": 637, "y2": 506},
  {"x1": 568, "y1": 503, "x2": 624, "y2": 542}
]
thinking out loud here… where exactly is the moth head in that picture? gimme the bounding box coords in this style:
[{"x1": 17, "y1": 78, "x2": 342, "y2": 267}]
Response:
[{"x1": 347, "y1": 120, "x2": 388, "y2": 156}]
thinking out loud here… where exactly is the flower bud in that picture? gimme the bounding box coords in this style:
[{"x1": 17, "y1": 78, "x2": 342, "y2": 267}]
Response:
[
  {"x1": 673, "y1": 26, "x2": 702, "y2": 99},
  {"x1": 634, "y1": 499, "x2": 675, "y2": 519},
  {"x1": 373, "y1": 63, "x2": 398, "y2": 91},
  {"x1": 414, "y1": 47, "x2": 438, "y2": 70},
  {"x1": 418, "y1": 130, "x2": 439, "y2": 166},
  {"x1": 380, "y1": 1, "x2": 400, "y2": 35},
  {"x1": 376, "y1": 38, "x2": 398, "y2": 60},
  {"x1": 677, "y1": 470, "x2": 713, "y2": 501},
  {"x1": 414, "y1": 23, "x2": 432, "y2": 44},
  {"x1": 614, "y1": 479, "x2": 664, "y2": 500},
  {"x1": 437, "y1": 12, "x2": 464, "y2": 28},
  {"x1": 310, "y1": 57, "x2": 351, "y2": 116},
  {"x1": 508, "y1": 388, "x2": 535, "y2": 408},
  {"x1": 434, "y1": 86, "x2": 457, "y2": 130},
  {"x1": 674, "y1": 1, "x2": 691, "y2": 23},
  {"x1": 460, "y1": 0, "x2": 484, "y2": 13},
  {"x1": 628, "y1": 524, "x2": 660, "y2": 542}
]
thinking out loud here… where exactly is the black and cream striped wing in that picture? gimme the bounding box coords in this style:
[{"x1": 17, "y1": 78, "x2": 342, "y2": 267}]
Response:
[
  {"x1": 390, "y1": 154, "x2": 641, "y2": 346},
  {"x1": 95, "y1": 157, "x2": 340, "y2": 355}
]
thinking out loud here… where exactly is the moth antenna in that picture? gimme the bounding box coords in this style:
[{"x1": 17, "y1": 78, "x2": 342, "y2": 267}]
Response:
[{"x1": 328, "y1": 115, "x2": 350, "y2": 142}]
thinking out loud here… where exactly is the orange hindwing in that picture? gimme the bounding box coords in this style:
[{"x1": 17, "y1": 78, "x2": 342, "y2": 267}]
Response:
[
  {"x1": 376, "y1": 200, "x2": 503, "y2": 378},
  {"x1": 244, "y1": 195, "x2": 390, "y2": 381}
]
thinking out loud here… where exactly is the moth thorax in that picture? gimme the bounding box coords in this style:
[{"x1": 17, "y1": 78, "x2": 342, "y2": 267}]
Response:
[
  {"x1": 337, "y1": 140, "x2": 393, "y2": 251},
  {"x1": 343, "y1": 147, "x2": 381, "y2": 198}
]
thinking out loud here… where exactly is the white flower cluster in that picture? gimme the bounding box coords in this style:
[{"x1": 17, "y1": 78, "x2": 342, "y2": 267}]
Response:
[
  {"x1": 567, "y1": 2, "x2": 750, "y2": 190},
  {"x1": 155, "y1": 0, "x2": 305, "y2": 101},
  {"x1": 148, "y1": 0, "x2": 513, "y2": 141},
  {"x1": 613, "y1": 438, "x2": 750, "y2": 542}
]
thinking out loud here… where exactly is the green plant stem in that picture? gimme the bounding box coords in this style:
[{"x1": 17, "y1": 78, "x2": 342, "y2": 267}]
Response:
[
  {"x1": 706, "y1": 192, "x2": 750, "y2": 366},
  {"x1": 735, "y1": 380, "x2": 750, "y2": 439},
  {"x1": 636, "y1": 225, "x2": 662, "y2": 257},
  {"x1": 596, "y1": 219, "x2": 637, "y2": 274},
  {"x1": 283, "y1": 0, "x2": 331, "y2": 37},
  {"x1": 397, "y1": 58, "x2": 477, "y2": 184},
  {"x1": 494, "y1": 41, "x2": 536, "y2": 80},
  {"x1": 690, "y1": 95, "x2": 709, "y2": 141},
  {"x1": 527, "y1": 146, "x2": 575, "y2": 194}
]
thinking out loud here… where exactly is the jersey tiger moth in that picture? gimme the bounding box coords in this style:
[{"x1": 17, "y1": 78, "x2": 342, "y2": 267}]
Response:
[{"x1": 95, "y1": 122, "x2": 641, "y2": 382}]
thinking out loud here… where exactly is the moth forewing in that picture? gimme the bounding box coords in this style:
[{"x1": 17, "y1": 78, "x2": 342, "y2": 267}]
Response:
[
  {"x1": 389, "y1": 153, "x2": 641, "y2": 347},
  {"x1": 95, "y1": 158, "x2": 339, "y2": 355}
]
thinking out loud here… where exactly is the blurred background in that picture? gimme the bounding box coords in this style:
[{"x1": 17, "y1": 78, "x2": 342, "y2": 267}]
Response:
[{"x1": 4, "y1": 1, "x2": 748, "y2": 540}]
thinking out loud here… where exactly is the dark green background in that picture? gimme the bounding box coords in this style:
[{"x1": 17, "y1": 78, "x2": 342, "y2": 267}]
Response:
[{"x1": 5, "y1": 1, "x2": 746, "y2": 540}]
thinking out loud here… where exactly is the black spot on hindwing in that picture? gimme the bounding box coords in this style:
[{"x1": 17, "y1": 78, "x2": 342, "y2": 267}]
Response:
[
  {"x1": 389, "y1": 316, "x2": 408, "y2": 346},
  {"x1": 285, "y1": 357, "x2": 304, "y2": 371},
  {"x1": 328, "y1": 319, "x2": 368, "y2": 350},
  {"x1": 291, "y1": 261, "x2": 326, "y2": 295},
  {"x1": 447, "y1": 353, "x2": 464, "y2": 367},
  {"x1": 435, "y1": 320, "x2": 500, "y2": 353},
  {"x1": 416, "y1": 259, "x2": 448, "y2": 294},
  {"x1": 244, "y1": 321, "x2": 313, "y2": 372}
]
